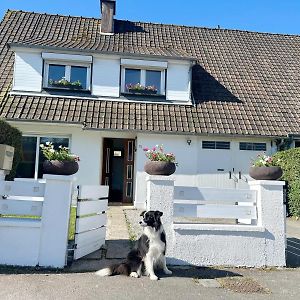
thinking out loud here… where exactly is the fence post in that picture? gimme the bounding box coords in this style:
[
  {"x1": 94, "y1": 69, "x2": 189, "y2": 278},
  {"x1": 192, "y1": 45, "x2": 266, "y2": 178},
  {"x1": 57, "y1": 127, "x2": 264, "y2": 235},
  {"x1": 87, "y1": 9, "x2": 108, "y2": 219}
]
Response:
[
  {"x1": 249, "y1": 180, "x2": 286, "y2": 266},
  {"x1": 38, "y1": 175, "x2": 75, "y2": 268},
  {"x1": 146, "y1": 175, "x2": 175, "y2": 259},
  {"x1": 0, "y1": 170, "x2": 5, "y2": 181}
]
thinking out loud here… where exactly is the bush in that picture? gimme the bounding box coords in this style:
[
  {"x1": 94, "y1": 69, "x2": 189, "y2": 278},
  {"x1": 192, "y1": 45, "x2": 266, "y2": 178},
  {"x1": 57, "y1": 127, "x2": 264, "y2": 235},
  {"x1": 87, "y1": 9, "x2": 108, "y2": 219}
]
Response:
[
  {"x1": 0, "y1": 119, "x2": 22, "y2": 180},
  {"x1": 273, "y1": 148, "x2": 300, "y2": 217}
]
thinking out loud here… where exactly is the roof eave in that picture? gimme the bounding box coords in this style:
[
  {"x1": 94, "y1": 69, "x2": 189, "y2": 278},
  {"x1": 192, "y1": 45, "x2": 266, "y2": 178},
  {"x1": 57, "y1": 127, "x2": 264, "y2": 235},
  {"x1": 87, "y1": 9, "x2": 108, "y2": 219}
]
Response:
[{"x1": 7, "y1": 42, "x2": 197, "y2": 62}]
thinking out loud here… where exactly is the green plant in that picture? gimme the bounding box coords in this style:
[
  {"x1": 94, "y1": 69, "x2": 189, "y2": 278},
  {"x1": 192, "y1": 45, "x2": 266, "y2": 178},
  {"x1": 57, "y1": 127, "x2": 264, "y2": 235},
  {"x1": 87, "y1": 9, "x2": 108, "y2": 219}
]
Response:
[
  {"x1": 273, "y1": 148, "x2": 300, "y2": 217},
  {"x1": 143, "y1": 145, "x2": 176, "y2": 163},
  {"x1": 0, "y1": 119, "x2": 22, "y2": 180},
  {"x1": 49, "y1": 77, "x2": 83, "y2": 89},
  {"x1": 40, "y1": 142, "x2": 80, "y2": 161}
]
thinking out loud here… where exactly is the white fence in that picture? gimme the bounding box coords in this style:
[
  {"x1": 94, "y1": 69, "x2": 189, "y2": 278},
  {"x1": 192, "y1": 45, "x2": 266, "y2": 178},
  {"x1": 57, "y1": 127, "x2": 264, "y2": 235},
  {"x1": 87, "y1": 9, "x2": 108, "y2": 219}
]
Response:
[
  {"x1": 174, "y1": 187, "x2": 257, "y2": 222},
  {"x1": 74, "y1": 185, "x2": 108, "y2": 260},
  {"x1": 0, "y1": 175, "x2": 74, "y2": 268},
  {"x1": 0, "y1": 173, "x2": 108, "y2": 268},
  {"x1": 146, "y1": 176, "x2": 286, "y2": 267}
]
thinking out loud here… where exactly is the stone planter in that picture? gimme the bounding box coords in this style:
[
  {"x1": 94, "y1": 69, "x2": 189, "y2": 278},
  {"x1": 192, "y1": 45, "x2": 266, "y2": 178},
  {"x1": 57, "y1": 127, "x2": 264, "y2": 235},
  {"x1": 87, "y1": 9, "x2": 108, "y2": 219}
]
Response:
[
  {"x1": 43, "y1": 160, "x2": 79, "y2": 176},
  {"x1": 249, "y1": 166, "x2": 283, "y2": 180},
  {"x1": 144, "y1": 161, "x2": 176, "y2": 176}
]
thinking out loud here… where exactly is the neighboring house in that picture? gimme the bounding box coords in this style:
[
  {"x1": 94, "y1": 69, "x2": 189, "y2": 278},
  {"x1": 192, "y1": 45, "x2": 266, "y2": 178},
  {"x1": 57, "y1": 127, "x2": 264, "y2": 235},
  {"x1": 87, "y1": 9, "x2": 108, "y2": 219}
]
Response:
[{"x1": 0, "y1": 0, "x2": 300, "y2": 208}]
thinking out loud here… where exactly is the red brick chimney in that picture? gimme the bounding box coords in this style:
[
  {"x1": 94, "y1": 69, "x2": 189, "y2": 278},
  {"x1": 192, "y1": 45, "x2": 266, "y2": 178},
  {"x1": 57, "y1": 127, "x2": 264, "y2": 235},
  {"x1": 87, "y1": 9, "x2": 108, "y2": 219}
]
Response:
[{"x1": 100, "y1": 0, "x2": 116, "y2": 34}]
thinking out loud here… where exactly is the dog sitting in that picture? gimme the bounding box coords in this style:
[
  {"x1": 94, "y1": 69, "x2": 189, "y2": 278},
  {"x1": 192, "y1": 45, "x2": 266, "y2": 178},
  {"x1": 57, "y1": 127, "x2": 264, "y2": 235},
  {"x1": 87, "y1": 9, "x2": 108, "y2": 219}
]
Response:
[{"x1": 95, "y1": 210, "x2": 172, "y2": 280}]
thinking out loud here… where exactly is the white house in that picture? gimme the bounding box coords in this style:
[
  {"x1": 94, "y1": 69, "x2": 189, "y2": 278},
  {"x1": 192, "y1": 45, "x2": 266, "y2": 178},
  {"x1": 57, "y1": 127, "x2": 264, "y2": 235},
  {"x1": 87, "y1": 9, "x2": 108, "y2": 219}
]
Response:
[{"x1": 0, "y1": 0, "x2": 299, "y2": 208}]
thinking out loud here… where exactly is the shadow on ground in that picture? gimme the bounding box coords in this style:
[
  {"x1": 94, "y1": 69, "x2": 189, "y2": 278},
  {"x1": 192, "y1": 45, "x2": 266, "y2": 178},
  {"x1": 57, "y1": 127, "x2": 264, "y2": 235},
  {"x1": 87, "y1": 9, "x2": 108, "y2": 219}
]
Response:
[{"x1": 286, "y1": 237, "x2": 300, "y2": 268}]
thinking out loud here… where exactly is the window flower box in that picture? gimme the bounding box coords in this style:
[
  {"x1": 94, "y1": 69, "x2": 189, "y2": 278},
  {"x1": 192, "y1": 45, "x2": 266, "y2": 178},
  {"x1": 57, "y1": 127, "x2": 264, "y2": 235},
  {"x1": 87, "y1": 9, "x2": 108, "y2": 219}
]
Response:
[
  {"x1": 49, "y1": 78, "x2": 83, "y2": 90},
  {"x1": 126, "y1": 83, "x2": 158, "y2": 95}
]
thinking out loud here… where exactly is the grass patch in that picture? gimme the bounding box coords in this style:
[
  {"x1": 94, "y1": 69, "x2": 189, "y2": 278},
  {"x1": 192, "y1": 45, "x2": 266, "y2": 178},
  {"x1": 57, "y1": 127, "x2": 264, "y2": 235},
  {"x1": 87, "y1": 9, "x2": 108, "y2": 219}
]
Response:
[
  {"x1": 68, "y1": 206, "x2": 77, "y2": 241},
  {"x1": 123, "y1": 210, "x2": 137, "y2": 248}
]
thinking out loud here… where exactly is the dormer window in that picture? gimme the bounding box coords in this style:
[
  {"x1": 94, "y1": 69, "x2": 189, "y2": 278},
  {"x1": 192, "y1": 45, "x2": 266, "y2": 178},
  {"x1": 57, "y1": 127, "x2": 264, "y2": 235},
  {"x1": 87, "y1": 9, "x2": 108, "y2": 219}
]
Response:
[
  {"x1": 42, "y1": 53, "x2": 92, "y2": 91},
  {"x1": 121, "y1": 59, "x2": 167, "y2": 96}
]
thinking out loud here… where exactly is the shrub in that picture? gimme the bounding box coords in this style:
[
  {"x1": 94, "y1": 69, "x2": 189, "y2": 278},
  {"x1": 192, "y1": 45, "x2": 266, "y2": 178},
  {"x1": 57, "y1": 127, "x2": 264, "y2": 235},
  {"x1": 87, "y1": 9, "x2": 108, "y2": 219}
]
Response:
[
  {"x1": 0, "y1": 119, "x2": 22, "y2": 180},
  {"x1": 273, "y1": 148, "x2": 300, "y2": 217}
]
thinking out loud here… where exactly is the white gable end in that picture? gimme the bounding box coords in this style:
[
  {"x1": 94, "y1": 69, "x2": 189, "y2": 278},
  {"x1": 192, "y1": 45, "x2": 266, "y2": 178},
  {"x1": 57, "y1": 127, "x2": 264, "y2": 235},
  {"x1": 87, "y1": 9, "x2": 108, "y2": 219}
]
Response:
[{"x1": 13, "y1": 51, "x2": 43, "y2": 92}]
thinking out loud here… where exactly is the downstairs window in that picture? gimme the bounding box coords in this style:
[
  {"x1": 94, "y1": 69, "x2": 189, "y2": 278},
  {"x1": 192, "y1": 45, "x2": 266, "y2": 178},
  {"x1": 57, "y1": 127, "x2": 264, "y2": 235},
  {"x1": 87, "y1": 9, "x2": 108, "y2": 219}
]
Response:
[{"x1": 16, "y1": 136, "x2": 69, "y2": 179}]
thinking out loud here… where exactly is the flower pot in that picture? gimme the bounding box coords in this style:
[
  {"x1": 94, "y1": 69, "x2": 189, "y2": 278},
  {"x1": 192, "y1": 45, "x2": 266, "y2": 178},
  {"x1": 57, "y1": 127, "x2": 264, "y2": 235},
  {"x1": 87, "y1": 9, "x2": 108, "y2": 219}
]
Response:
[
  {"x1": 43, "y1": 160, "x2": 79, "y2": 176},
  {"x1": 144, "y1": 161, "x2": 176, "y2": 176},
  {"x1": 249, "y1": 166, "x2": 282, "y2": 180}
]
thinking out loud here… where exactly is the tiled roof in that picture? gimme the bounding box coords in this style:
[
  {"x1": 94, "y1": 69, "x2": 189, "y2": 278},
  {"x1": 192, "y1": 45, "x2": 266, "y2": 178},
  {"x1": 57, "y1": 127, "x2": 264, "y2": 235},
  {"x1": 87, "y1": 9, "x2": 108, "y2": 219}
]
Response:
[{"x1": 1, "y1": 10, "x2": 300, "y2": 137}]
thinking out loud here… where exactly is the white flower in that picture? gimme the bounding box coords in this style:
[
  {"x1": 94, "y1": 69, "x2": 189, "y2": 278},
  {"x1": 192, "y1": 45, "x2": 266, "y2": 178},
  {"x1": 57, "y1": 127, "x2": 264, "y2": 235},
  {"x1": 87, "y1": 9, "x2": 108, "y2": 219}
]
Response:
[
  {"x1": 49, "y1": 149, "x2": 55, "y2": 153},
  {"x1": 45, "y1": 142, "x2": 51, "y2": 146}
]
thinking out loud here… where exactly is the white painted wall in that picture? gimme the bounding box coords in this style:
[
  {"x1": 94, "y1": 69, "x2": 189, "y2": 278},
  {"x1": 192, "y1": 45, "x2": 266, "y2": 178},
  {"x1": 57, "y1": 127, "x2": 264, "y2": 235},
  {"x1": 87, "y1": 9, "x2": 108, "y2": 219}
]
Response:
[
  {"x1": 135, "y1": 133, "x2": 273, "y2": 208},
  {"x1": 13, "y1": 51, "x2": 43, "y2": 92},
  {"x1": 147, "y1": 176, "x2": 286, "y2": 267},
  {"x1": 92, "y1": 56, "x2": 120, "y2": 97},
  {"x1": 166, "y1": 62, "x2": 191, "y2": 102},
  {"x1": 11, "y1": 121, "x2": 273, "y2": 208}
]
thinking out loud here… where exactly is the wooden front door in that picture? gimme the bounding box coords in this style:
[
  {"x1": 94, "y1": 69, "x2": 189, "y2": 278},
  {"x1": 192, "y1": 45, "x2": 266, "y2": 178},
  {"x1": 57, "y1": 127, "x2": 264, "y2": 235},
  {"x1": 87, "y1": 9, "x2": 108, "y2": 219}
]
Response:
[{"x1": 101, "y1": 138, "x2": 135, "y2": 204}]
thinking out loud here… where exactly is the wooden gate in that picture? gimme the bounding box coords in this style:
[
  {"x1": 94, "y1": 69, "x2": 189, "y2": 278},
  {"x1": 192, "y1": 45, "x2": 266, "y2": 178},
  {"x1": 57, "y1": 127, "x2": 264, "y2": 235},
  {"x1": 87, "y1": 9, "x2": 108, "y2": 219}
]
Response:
[{"x1": 74, "y1": 185, "x2": 109, "y2": 260}]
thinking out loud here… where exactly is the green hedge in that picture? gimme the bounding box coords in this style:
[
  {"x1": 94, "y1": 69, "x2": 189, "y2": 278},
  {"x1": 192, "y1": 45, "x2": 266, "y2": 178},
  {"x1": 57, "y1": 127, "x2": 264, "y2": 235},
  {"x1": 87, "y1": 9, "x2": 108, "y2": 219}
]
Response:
[
  {"x1": 273, "y1": 148, "x2": 300, "y2": 217},
  {"x1": 0, "y1": 119, "x2": 22, "y2": 180}
]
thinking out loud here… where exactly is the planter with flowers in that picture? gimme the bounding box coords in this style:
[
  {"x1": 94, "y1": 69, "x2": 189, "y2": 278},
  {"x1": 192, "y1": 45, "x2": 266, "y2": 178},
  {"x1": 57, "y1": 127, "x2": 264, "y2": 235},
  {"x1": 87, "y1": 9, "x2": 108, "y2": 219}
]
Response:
[
  {"x1": 126, "y1": 83, "x2": 158, "y2": 95},
  {"x1": 49, "y1": 78, "x2": 83, "y2": 90},
  {"x1": 249, "y1": 154, "x2": 282, "y2": 180},
  {"x1": 143, "y1": 145, "x2": 176, "y2": 176},
  {"x1": 40, "y1": 142, "x2": 80, "y2": 176}
]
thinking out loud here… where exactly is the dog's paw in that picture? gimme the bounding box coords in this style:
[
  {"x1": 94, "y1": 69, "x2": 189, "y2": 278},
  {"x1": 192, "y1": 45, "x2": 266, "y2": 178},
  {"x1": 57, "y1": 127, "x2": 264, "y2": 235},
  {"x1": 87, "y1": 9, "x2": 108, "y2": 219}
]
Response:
[
  {"x1": 130, "y1": 272, "x2": 139, "y2": 278},
  {"x1": 164, "y1": 269, "x2": 173, "y2": 275},
  {"x1": 150, "y1": 275, "x2": 159, "y2": 281}
]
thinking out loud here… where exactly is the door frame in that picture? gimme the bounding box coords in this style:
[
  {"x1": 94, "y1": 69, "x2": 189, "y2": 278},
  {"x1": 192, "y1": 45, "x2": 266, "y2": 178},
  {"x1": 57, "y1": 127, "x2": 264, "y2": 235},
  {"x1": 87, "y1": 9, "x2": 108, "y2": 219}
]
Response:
[{"x1": 101, "y1": 137, "x2": 135, "y2": 204}]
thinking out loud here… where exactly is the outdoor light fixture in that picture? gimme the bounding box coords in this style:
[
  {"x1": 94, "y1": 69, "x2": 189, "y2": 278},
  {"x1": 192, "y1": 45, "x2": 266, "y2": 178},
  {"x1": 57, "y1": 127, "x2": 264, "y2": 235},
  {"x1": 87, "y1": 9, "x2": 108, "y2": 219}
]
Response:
[{"x1": 187, "y1": 139, "x2": 192, "y2": 145}]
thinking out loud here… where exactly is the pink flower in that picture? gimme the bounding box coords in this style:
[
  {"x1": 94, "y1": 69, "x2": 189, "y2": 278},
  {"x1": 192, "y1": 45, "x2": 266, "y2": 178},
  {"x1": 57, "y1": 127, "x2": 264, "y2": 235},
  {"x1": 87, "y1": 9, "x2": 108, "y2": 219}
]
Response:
[
  {"x1": 152, "y1": 147, "x2": 156, "y2": 151},
  {"x1": 143, "y1": 147, "x2": 149, "y2": 151}
]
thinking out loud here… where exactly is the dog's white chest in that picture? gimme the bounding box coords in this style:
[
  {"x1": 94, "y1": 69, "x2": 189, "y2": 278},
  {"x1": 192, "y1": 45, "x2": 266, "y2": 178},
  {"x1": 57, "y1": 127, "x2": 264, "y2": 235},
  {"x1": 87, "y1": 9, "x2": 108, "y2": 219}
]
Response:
[
  {"x1": 144, "y1": 227, "x2": 166, "y2": 262},
  {"x1": 149, "y1": 238, "x2": 165, "y2": 259}
]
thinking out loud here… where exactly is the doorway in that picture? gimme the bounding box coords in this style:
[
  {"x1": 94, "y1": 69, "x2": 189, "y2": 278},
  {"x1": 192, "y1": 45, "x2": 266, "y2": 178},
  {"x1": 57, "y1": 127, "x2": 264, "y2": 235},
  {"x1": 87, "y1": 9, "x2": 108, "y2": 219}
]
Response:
[{"x1": 101, "y1": 138, "x2": 135, "y2": 204}]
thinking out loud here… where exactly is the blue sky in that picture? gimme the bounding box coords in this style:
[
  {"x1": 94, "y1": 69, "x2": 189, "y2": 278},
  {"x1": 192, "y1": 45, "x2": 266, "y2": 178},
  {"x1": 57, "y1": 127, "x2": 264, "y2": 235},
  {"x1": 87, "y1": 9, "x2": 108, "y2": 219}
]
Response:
[{"x1": 0, "y1": 0, "x2": 299, "y2": 35}]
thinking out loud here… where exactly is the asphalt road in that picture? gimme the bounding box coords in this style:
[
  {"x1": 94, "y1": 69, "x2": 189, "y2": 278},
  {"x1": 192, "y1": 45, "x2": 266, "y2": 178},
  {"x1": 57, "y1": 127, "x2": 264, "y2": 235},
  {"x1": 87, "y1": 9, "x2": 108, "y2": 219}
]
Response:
[{"x1": 0, "y1": 267, "x2": 300, "y2": 300}]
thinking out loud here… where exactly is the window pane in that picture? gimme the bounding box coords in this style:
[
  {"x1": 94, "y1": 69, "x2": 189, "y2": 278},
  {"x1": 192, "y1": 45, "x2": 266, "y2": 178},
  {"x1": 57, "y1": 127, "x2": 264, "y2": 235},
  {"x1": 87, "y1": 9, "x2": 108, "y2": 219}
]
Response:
[
  {"x1": 216, "y1": 141, "x2": 230, "y2": 150},
  {"x1": 71, "y1": 66, "x2": 87, "y2": 90},
  {"x1": 15, "y1": 137, "x2": 37, "y2": 178},
  {"x1": 38, "y1": 137, "x2": 69, "y2": 178},
  {"x1": 146, "y1": 70, "x2": 161, "y2": 94},
  {"x1": 253, "y1": 143, "x2": 267, "y2": 151},
  {"x1": 125, "y1": 69, "x2": 141, "y2": 91},
  {"x1": 48, "y1": 64, "x2": 66, "y2": 86},
  {"x1": 202, "y1": 141, "x2": 216, "y2": 149}
]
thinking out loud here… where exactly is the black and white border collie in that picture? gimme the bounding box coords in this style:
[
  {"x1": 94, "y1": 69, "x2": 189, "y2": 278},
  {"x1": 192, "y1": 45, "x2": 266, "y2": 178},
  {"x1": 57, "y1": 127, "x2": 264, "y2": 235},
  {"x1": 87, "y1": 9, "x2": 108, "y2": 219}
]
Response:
[{"x1": 96, "y1": 210, "x2": 172, "y2": 281}]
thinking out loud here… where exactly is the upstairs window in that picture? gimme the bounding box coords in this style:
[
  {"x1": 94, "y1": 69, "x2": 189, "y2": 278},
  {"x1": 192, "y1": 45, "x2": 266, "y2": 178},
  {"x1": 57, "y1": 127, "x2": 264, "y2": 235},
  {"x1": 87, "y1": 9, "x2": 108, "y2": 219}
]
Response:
[
  {"x1": 122, "y1": 68, "x2": 165, "y2": 96},
  {"x1": 45, "y1": 63, "x2": 90, "y2": 91},
  {"x1": 42, "y1": 53, "x2": 92, "y2": 92},
  {"x1": 121, "y1": 59, "x2": 167, "y2": 96}
]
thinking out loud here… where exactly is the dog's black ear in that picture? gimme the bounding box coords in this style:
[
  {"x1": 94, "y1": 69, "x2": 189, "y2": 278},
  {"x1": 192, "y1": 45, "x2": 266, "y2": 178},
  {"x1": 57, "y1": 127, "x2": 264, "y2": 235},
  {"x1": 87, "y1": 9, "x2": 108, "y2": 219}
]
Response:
[
  {"x1": 140, "y1": 210, "x2": 146, "y2": 217},
  {"x1": 155, "y1": 210, "x2": 163, "y2": 217}
]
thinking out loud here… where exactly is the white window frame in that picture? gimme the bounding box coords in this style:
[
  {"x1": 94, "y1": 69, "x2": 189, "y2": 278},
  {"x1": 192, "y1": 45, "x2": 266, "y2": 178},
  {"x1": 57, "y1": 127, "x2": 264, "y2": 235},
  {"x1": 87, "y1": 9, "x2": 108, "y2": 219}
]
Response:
[
  {"x1": 43, "y1": 61, "x2": 91, "y2": 91},
  {"x1": 121, "y1": 67, "x2": 166, "y2": 96},
  {"x1": 21, "y1": 135, "x2": 71, "y2": 180}
]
